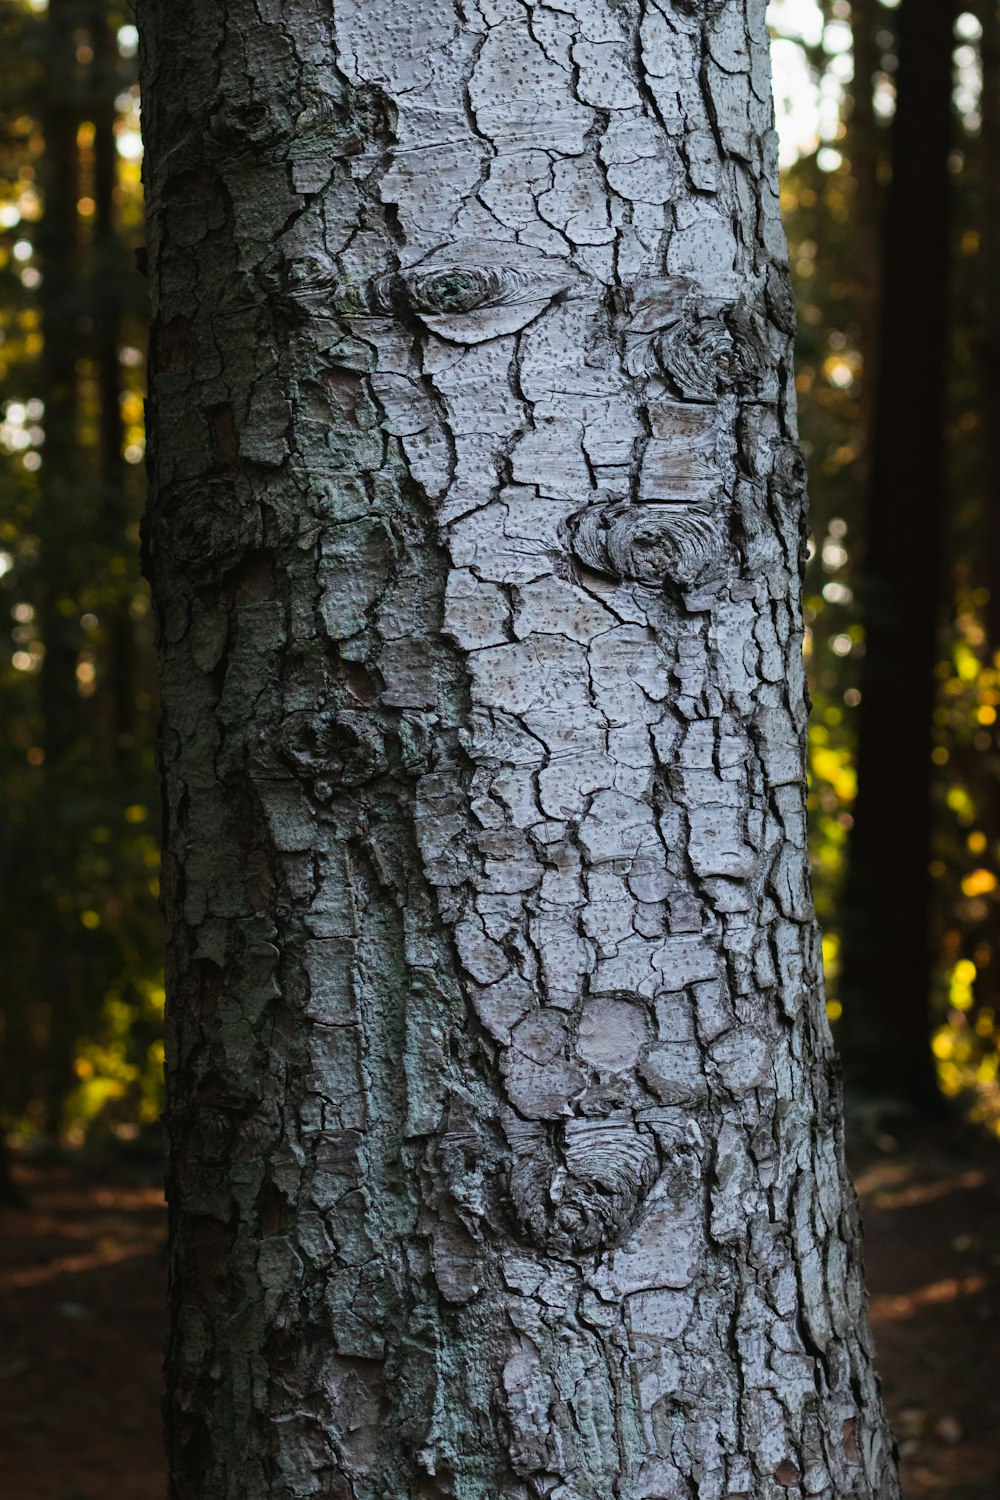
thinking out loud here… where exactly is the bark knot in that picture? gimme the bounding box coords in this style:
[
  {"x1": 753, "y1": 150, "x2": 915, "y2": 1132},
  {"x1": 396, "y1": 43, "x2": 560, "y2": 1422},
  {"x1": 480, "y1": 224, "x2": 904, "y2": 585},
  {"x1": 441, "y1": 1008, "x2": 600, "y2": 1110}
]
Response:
[
  {"x1": 507, "y1": 1118, "x2": 660, "y2": 1256},
  {"x1": 571, "y1": 501, "x2": 728, "y2": 590},
  {"x1": 278, "y1": 708, "x2": 388, "y2": 788}
]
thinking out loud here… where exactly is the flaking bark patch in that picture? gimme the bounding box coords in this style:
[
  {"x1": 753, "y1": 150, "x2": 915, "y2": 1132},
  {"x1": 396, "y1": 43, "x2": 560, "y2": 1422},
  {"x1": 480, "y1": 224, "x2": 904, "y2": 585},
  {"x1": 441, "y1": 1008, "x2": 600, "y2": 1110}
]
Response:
[{"x1": 139, "y1": 0, "x2": 899, "y2": 1496}]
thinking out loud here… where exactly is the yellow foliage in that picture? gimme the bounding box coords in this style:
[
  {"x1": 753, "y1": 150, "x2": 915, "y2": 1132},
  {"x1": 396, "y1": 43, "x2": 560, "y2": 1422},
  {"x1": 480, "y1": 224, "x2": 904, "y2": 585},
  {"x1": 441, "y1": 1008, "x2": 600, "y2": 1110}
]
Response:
[
  {"x1": 120, "y1": 390, "x2": 143, "y2": 425},
  {"x1": 946, "y1": 959, "x2": 977, "y2": 1013},
  {"x1": 811, "y1": 745, "x2": 856, "y2": 803},
  {"x1": 955, "y1": 643, "x2": 980, "y2": 683},
  {"x1": 933, "y1": 1027, "x2": 955, "y2": 1060},
  {"x1": 939, "y1": 1062, "x2": 963, "y2": 1097}
]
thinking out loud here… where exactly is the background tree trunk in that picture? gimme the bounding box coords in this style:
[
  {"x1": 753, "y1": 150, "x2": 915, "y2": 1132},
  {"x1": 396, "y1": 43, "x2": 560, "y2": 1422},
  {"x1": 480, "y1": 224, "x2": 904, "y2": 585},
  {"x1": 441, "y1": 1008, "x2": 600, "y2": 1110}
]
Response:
[
  {"x1": 0, "y1": 1135, "x2": 26, "y2": 1209},
  {"x1": 839, "y1": 0, "x2": 955, "y2": 1111},
  {"x1": 979, "y1": 0, "x2": 1000, "y2": 655},
  {"x1": 968, "y1": 0, "x2": 1000, "y2": 1029},
  {"x1": 91, "y1": 0, "x2": 136, "y2": 764},
  {"x1": 846, "y1": 0, "x2": 884, "y2": 444},
  {"x1": 140, "y1": 1, "x2": 899, "y2": 1496},
  {"x1": 37, "y1": 0, "x2": 88, "y2": 1135},
  {"x1": 38, "y1": 0, "x2": 82, "y2": 769}
]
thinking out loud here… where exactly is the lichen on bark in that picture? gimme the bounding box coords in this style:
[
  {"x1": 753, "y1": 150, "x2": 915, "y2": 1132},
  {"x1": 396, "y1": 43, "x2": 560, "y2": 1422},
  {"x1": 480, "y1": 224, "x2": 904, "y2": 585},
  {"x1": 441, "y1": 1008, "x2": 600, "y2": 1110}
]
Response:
[{"x1": 139, "y1": 1, "x2": 900, "y2": 1496}]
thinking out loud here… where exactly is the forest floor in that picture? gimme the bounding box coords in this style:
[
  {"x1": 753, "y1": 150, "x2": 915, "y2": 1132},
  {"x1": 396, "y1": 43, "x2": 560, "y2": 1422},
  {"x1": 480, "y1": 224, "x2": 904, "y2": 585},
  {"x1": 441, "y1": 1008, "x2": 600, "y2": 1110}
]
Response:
[
  {"x1": 0, "y1": 1131, "x2": 998, "y2": 1500},
  {"x1": 854, "y1": 1124, "x2": 1000, "y2": 1499}
]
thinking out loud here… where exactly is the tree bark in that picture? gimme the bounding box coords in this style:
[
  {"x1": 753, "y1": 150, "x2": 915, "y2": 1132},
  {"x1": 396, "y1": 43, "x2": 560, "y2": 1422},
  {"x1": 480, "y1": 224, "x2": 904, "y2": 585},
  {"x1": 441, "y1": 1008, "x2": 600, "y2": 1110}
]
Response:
[
  {"x1": 972, "y1": 1, "x2": 1000, "y2": 1019},
  {"x1": 979, "y1": 0, "x2": 1000, "y2": 652},
  {"x1": 0, "y1": 1135, "x2": 26, "y2": 1210},
  {"x1": 839, "y1": 0, "x2": 955, "y2": 1111},
  {"x1": 92, "y1": 0, "x2": 136, "y2": 763},
  {"x1": 36, "y1": 0, "x2": 88, "y2": 1135},
  {"x1": 140, "y1": 2, "x2": 898, "y2": 1496},
  {"x1": 846, "y1": 0, "x2": 883, "y2": 444},
  {"x1": 37, "y1": 0, "x2": 83, "y2": 767}
]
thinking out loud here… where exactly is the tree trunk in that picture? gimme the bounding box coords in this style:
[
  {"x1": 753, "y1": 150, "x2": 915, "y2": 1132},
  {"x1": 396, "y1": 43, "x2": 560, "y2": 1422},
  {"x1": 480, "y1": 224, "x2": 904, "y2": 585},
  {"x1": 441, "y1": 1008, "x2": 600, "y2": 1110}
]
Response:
[
  {"x1": 973, "y1": 1, "x2": 1000, "y2": 1020},
  {"x1": 0, "y1": 1135, "x2": 26, "y2": 1210},
  {"x1": 839, "y1": 0, "x2": 955, "y2": 1111},
  {"x1": 847, "y1": 0, "x2": 883, "y2": 445},
  {"x1": 980, "y1": 1, "x2": 1000, "y2": 653},
  {"x1": 139, "y1": 2, "x2": 898, "y2": 1496},
  {"x1": 37, "y1": 0, "x2": 83, "y2": 766},
  {"x1": 36, "y1": 0, "x2": 87, "y2": 1135},
  {"x1": 92, "y1": 0, "x2": 136, "y2": 764}
]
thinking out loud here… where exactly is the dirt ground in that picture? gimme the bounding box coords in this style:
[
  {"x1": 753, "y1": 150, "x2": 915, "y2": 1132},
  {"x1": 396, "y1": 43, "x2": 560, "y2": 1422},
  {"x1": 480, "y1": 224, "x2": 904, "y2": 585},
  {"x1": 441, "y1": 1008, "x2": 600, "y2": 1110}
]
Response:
[
  {"x1": 0, "y1": 1158, "x2": 166, "y2": 1500},
  {"x1": 1, "y1": 1133, "x2": 998, "y2": 1500},
  {"x1": 856, "y1": 1129, "x2": 1000, "y2": 1498}
]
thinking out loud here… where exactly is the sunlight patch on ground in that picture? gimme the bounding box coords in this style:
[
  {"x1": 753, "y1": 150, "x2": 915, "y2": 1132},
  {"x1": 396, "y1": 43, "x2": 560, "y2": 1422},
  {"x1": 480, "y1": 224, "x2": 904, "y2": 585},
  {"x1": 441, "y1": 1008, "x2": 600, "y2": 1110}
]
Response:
[
  {"x1": 868, "y1": 1170, "x2": 988, "y2": 1212},
  {"x1": 870, "y1": 1274, "x2": 989, "y2": 1323},
  {"x1": 0, "y1": 1238, "x2": 154, "y2": 1295}
]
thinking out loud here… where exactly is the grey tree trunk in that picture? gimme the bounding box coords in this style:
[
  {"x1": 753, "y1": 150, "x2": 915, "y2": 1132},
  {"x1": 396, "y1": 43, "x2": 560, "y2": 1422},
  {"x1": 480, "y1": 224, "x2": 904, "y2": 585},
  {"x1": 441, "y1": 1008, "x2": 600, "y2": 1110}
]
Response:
[{"x1": 139, "y1": 2, "x2": 899, "y2": 1497}]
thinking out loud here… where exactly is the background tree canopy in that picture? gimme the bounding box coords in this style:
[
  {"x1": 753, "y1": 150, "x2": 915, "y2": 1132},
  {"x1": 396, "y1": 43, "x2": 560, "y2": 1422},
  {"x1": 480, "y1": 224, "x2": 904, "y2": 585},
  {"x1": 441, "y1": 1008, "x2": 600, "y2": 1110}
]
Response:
[{"x1": 1, "y1": 0, "x2": 1000, "y2": 1145}]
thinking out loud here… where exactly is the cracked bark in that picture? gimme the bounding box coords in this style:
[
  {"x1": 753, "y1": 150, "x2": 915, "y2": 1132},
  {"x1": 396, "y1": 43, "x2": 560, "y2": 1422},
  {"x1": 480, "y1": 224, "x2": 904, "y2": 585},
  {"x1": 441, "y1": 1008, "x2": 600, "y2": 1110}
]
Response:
[{"x1": 138, "y1": 2, "x2": 899, "y2": 1497}]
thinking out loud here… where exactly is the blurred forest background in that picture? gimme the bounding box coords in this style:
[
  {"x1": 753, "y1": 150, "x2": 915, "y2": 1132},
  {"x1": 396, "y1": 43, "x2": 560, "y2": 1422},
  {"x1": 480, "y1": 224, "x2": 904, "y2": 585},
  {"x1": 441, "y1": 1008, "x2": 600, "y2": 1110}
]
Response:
[
  {"x1": 0, "y1": 0, "x2": 158, "y2": 1166},
  {"x1": 5, "y1": 4, "x2": 1000, "y2": 1498},
  {"x1": 3, "y1": 0, "x2": 1000, "y2": 1154}
]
